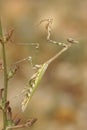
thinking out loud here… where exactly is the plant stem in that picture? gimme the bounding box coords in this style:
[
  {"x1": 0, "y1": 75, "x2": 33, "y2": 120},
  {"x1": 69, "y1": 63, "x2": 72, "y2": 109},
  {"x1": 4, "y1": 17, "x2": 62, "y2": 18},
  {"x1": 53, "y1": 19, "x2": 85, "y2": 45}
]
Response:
[
  {"x1": 0, "y1": 17, "x2": 8, "y2": 130},
  {"x1": 2, "y1": 42, "x2": 8, "y2": 130}
]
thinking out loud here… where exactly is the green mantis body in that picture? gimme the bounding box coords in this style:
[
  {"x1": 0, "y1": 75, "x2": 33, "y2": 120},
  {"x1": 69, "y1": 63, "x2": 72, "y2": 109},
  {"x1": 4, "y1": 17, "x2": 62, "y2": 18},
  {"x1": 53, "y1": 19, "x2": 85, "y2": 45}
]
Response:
[
  {"x1": 22, "y1": 63, "x2": 48, "y2": 111},
  {"x1": 21, "y1": 19, "x2": 77, "y2": 111},
  {"x1": 21, "y1": 45, "x2": 69, "y2": 111}
]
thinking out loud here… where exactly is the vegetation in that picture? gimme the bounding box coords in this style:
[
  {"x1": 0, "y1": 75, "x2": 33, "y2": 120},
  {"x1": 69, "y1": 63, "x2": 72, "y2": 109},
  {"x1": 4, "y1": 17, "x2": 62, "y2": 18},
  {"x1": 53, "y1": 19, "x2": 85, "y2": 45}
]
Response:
[{"x1": 0, "y1": 17, "x2": 78, "y2": 130}]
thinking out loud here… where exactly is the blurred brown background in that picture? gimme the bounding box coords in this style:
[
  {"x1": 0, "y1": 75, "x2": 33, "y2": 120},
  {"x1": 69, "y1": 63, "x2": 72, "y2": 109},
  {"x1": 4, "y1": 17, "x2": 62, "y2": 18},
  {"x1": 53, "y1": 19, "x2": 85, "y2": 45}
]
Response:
[{"x1": 0, "y1": 0, "x2": 87, "y2": 130}]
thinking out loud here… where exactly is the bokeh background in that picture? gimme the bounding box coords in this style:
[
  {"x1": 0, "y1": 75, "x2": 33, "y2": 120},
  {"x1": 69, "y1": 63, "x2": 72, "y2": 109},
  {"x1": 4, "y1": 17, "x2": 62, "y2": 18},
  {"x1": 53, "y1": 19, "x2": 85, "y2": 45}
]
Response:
[{"x1": 0, "y1": 0, "x2": 87, "y2": 130}]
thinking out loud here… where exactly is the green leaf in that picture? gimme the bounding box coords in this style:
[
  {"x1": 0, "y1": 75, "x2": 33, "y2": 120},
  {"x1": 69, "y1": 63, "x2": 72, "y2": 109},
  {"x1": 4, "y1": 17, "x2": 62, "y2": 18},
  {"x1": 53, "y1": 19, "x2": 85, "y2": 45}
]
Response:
[
  {"x1": 7, "y1": 120, "x2": 15, "y2": 127},
  {"x1": 7, "y1": 66, "x2": 19, "y2": 80}
]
